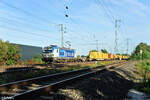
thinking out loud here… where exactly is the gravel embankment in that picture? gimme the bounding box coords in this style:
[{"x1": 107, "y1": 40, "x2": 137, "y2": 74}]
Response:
[{"x1": 44, "y1": 61, "x2": 138, "y2": 100}]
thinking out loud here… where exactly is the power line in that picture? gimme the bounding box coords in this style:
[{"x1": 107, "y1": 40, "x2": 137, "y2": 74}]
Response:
[
  {"x1": 95, "y1": 0, "x2": 130, "y2": 54},
  {"x1": 95, "y1": 0, "x2": 114, "y2": 24},
  {"x1": 65, "y1": 20, "x2": 93, "y2": 43},
  {"x1": 0, "y1": 16, "x2": 53, "y2": 33},
  {"x1": 62, "y1": 2, "x2": 92, "y2": 41},
  {"x1": 104, "y1": 0, "x2": 129, "y2": 54},
  {"x1": 62, "y1": 0, "x2": 101, "y2": 48},
  {"x1": 0, "y1": 21, "x2": 58, "y2": 40},
  {"x1": 0, "y1": 10, "x2": 49, "y2": 27},
  {"x1": 0, "y1": 24, "x2": 59, "y2": 42},
  {"x1": 101, "y1": 0, "x2": 115, "y2": 21},
  {"x1": 0, "y1": 0, "x2": 56, "y2": 25},
  {"x1": 0, "y1": 32, "x2": 50, "y2": 45}
]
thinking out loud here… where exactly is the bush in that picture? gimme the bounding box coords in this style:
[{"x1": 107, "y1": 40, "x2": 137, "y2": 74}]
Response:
[
  {"x1": 0, "y1": 40, "x2": 21, "y2": 65},
  {"x1": 136, "y1": 60, "x2": 150, "y2": 83},
  {"x1": 22, "y1": 54, "x2": 43, "y2": 65},
  {"x1": 32, "y1": 54, "x2": 43, "y2": 64},
  {"x1": 136, "y1": 60, "x2": 150, "y2": 93}
]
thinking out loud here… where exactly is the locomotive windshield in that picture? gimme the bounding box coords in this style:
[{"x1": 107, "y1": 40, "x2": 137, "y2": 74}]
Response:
[{"x1": 43, "y1": 50, "x2": 52, "y2": 53}]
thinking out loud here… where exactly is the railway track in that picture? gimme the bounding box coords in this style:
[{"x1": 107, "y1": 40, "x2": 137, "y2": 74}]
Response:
[
  {"x1": 0, "y1": 61, "x2": 127, "y2": 100},
  {"x1": 0, "y1": 67, "x2": 40, "y2": 75},
  {"x1": 0, "y1": 63, "x2": 85, "y2": 75},
  {"x1": 0, "y1": 60, "x2": 121, "y2": 75}
]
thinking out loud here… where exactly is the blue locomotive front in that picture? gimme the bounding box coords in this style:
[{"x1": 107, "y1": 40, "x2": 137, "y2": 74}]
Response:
[{"x1": 42, "y1": 45, "x2": 76, "y2": 62}]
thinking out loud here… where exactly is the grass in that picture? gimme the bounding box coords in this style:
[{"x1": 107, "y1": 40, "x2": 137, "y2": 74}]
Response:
[
  {"x1": 96, "y1": 61, "x2": 113, "y2": 66},
  {"x1": 135, "y1": 60, "x2": 150, "y2": 94},
  {"x1": 139, "y1": 87, "x2": 150, "y2": 93},
  {"x1": 0, "y1": 60, "x2": 115, "y2": 85}
]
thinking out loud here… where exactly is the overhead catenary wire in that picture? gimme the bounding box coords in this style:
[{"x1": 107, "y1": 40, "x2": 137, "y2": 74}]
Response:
[
  {"x1": 105, "y1": 0, "x2": 120, "y2": 19},
  {"x1": 30, "y1": 0, "x2": 65, "y2": 18},
  {"x1": 0, "y1": 9, "x2": 51, "y2": 27},
  {"x1": 0, "y1": 0, "x2": 129, "y2": 55},
  {"x1": 64, "y1": 18, "x2": 96, "y2": 44},
  {"x1": 62, "y1": 1, "x2": 94, "y2": 42},
  {"x1": 101, "y1": 0, "x2": 115, "y2": 20},
  {"x1": 62, "y1": 0, "x2": 107, "y2": 51},
  {"x1": 0, "y1": 24, "x2": 59, "y2": 42},
  {"x1": 0, "y1": 0, "x2": 56, "y2": 25},
  {"x1": 0, "y1": 21, "x2": 59, "y2": 41},
  {"x1": 67, "y1": 29, "x2": 92, "y2": 40},
  {"x1": 0, "y1": 0, "x2": 61, "y2": 40},
  {"x1": 105, "y1": 0, "x2": 129, "y2": 54},
  {"x1": 61, "y1": 16, "x2": 96, "y2": 46},
  {"x1": 0, "y1": 17, "x2": 54, "y2": 33},
  {"x1": 96, "y1": 0, "x2": 130, "y2": 54},
  {"x1": 63, "y1": 31, "x2": 96, "y2": 47},
  {"x1": 0, "y1": 31, "x2": 53, "y2": 45},
  {"x1": 95, "y1": 0, "x2": 114, "y2": 24},
  {"x1": 0, "y1": 0, "x2": 67, "y2": 46}
]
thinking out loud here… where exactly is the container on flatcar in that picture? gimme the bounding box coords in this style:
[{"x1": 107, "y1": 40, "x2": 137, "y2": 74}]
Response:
[
  {"x1": 89, "y1": 51, "x2": 103, "y2": 60},
  {"x1": 118, "y1": 55, "x2": 122, "y2": 60},
  {"x1": 89, "y1": 51, "x2": 130, "y2": 61},
  {"x1": 103, "y1": 53, "x2": 108, "y2": 60},
  {"x1": 110, "y1": 54, "x2": 114, "y2": 59},
  {"x1": 108, "y1": 54, "x2": 111, "y2": 60}
]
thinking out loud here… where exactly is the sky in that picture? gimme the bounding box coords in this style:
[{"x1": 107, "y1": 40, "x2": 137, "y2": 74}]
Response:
[{"x1": 0, "y1": 0, "x2": 150, "y2": 55}]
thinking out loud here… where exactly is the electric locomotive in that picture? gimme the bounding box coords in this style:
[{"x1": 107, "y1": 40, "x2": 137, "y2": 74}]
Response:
[{"x1": 42, "y1": 45, "x2": 76, "y2": 63}]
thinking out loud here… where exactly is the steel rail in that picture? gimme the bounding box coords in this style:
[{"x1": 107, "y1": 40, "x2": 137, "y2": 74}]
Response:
[
  {"x1": 0, "y1": 60, "x2": 122, "y2": 75},
  {"x1": 0, "y1": 61, "x2": 124, "y2": 90},
  {"x1": 0, "y1": 61, "x2": 98, "y2": 75},
  {"x1": 0, "y1": 61, "x2": 127, "y2": 100}
]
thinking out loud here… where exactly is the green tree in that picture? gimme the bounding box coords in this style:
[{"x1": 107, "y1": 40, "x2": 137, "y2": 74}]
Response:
[
  {"x1": 89, "y1": 50, "x2": 98, "y2": 52},
  {"x1": 0, "y1": 39, "x2": 21, "y2": 65},
  {"x1": 131, "y1": 42, "x2": 150, "y2": 60},
  {"x1": 6, "y1": 44, "x2": 21, "y2": 65},
  {"x1": 0, "y1": 40, "x2": 8, "y2": 65},
  {"x1": 122, "y1": 54, "x2": 129, "y2": 56},
  {"x1": 101, "y1": 49, "x2": 108, "y2": 53},
  {"x1": 81, "y1": 55, "x2": 87, "y2": 57}
]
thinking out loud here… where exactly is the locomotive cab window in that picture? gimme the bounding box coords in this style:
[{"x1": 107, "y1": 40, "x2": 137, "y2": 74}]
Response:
[{"x1": 43, "y1": 50, "x2": 52, "y2": 53}]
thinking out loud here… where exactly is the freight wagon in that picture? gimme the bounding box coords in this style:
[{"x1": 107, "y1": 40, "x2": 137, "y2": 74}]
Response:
[{"x1": 89, "y1": 51, "x2": 129, "y2": 61}]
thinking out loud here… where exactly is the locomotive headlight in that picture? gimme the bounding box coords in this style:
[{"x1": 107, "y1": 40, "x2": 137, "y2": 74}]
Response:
[
  {"x1": 43, "y1": 54, "x2": 49, "y2": 58},
  {"x1": 50, "y1": 54, "x2": 54, "y2": 57},
  {"x1": 42, "y1": 53, "x2": 54, "y2": 58}
]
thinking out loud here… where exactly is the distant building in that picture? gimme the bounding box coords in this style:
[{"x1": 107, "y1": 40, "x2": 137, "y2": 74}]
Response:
[{"x1": 12, "y1": 43, "x2": 42, "y2": 61}]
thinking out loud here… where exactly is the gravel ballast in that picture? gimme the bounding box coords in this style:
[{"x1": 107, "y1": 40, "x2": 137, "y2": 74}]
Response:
[{"x1": 47, "y1": 61, "x2": 138, "y2": 100}]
